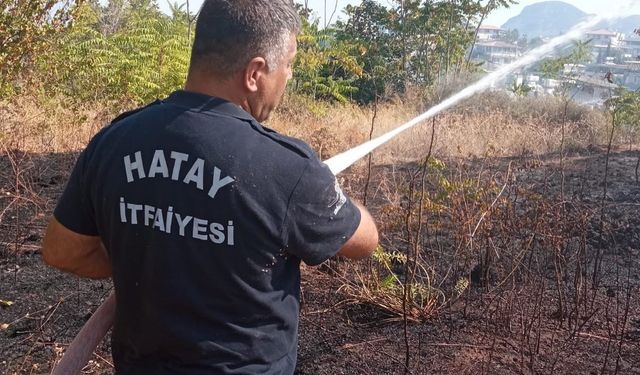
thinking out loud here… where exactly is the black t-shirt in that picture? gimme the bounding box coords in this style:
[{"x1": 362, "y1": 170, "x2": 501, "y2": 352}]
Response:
[{"x1": 54, "y1": 90, "x2": 361, "y2": 374}]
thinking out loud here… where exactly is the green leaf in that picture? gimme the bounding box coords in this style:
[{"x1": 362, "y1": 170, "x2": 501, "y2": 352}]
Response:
[{"x1": 380, "y1": 274, "x2": 398, "y2": 289}]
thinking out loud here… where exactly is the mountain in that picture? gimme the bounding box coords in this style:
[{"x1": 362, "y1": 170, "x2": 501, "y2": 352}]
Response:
[
  {"x1": 501, "y1": 1, "x2": 640, "y2": 38},
  {"x1": 597, "y1": 16, "x2": 640, "y2": 35},
  {"x1": 502, "y1": 1, "x2": 586, "y2": 38}
]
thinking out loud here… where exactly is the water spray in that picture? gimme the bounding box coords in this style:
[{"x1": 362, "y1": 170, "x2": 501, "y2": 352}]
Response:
[
  {"x1": 324, "y1": 7, "x2": 633, "y2": 175},
  {"x1": 53, "y1": 5, "x2": 635, "y2": 374}
]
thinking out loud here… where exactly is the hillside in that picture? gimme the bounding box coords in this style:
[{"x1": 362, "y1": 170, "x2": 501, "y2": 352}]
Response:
[
  {"x1": 502, "y1": 1, "x2": 586, "y2": 38},
  {"x1": 598, "y1": 15, "x2": 640, "y2": 35},
  {"x1": 502, "y1": 1, "x2": 640, "y2": 38}
]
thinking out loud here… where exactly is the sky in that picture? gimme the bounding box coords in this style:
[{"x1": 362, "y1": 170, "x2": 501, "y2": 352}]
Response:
[{"x1": 158, "y1": 0, "x2": 640, "y2": 28}]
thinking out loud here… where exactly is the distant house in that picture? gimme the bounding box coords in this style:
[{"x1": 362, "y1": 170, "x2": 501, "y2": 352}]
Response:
[
  {"x1": 471, "y1": 41, "x2": 520, "y2": 69},
  {"x1": 584, "y1": 61, "x2": 640, "y2": 91},
  {"x1": 477, "y1": 25, "x2": 503, "y2": 41},
  {"x1": 585, "y1": 29, "x2": 620, "y2": 63},
  {"x1": 567, "y1": 74, "x2": 618, "y2": 107},
  {"x1": 586, "y1": 29, "x2": 619, "y2": 47},
  {"x1": 587, "y1": 62, "x2": 631, "y2": 84},
  {"x1": 623, "y1": 62, "x2": 640, "y2": 90},
  {"x1": 621, "y1": 34, "x2": 640, "y2": 62},
  {"x1": 563, "y1": 64, "x2": 587, "y2": 75}
]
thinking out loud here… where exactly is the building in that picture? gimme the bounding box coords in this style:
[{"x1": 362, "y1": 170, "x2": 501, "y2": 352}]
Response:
[
  {"x1": 620, "y1": 34, "x2": 640, "y2": 62},
  {"x1": 470, "y1": 25, "x2": 640, "y2": 97},
  {"x1": 586, "y1": 29, "x2": 619, "y2": 47},
  {"x1": 622, "y1": 62, "x2": 640, "y2": 90},
  {"x1": 471, "y1": 40, "x2": 520, "y2": 70},
  {"x1": 477, "y1": 25, "x2": 503, "y2": 41},
  {"x1": 585, "y1": 29, "x2": 620, "y2": 63},
  {"x1": 567, "y1": 74, "x2": 618, "y2": 107}
]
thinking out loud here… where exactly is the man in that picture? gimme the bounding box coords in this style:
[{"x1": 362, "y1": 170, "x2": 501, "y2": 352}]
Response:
[{"x1": 41, "y1": 0, "x2": 378, "y2": 374}]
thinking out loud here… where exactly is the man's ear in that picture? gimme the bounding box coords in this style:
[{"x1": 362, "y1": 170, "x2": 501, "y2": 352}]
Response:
[{"x1": 243, "y1": 57, "x2": 268, "y2": 93}]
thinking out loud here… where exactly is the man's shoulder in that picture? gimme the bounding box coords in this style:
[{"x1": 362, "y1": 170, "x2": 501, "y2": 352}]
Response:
[
  {"x1": 89, "y1": 101, "x2": 164, "y2": 144},
  {"x1": 91, "y1": 99, "x2": 322, "y2": 173},
  {"x1": 248, "y1": 122, "x2": 317, "y2": 161},
  {"x1": 110, "y1": 100, "x2": 162, "y2": 124}
]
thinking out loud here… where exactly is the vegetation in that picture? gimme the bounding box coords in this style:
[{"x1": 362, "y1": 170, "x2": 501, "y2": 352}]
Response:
[
  {"x1": 2, "y1": 0, "x2": 522, "y2": 106},
  {"x1": 2, "y1": 2, "x2": 640, "y2": 373},
  {"x1": 0, "y1": 0, "x2": 77, "y2": 96}
]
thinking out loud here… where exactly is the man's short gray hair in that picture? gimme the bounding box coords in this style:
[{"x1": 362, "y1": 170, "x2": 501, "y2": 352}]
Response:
[{"x1": 190, "y1": 0, "x2": 301, "y2": 77}]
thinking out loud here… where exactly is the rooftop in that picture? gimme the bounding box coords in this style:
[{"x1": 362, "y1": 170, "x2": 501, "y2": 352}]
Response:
[
  {"x1": 622, "y1": 34, "x2": 640, "y2": 42},
  {"x1": 570, "y1": 74, "x2": 619, "y2": 89},
  {"x1": 476, "y1": 41, "x2": 518, "y2": 49},
  {"x1": 586, "y1": 29, "x2": 617, "y2": 37},
  {"x1": 479, "y1": 24, "x2": 501, "y2": 30}
]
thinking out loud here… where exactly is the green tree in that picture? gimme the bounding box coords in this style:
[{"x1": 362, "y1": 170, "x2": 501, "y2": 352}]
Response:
[
  {"x1": 608, "y1": 88, "x2": 640, "y2": 150},
  {"x1": 510, "y1": 80, "x2": 531, "y2": 97},
  {"x1": 335, "y1": 0, "x2": 507, "y2": 103},
  {"x1": 293, "y1": 14, "x2": 363, "y2": 103},
  {"x1": 10, "y1": 0, "x2": 519, "y2": 106},
  {"x1": 335, "y1": 0, "x2": 399, "y2": 102},
  {"x1": 40, "y1": 0, "x2": 191, "y2": 104},
  {"x1": 0, "y1": 0, "x2": 77, "y2": 95},
  {"x1": 540, "y1": 39, "x2": 592, "y2": 81},
  {"x1": 466, "y1": 0, "x2": 518, "y2": 68}
]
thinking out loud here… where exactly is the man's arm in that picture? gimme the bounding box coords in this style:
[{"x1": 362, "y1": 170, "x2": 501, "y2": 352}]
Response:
[
  {"x1": 42, "y1": 217, "x2": 112, "y2": 279},
  {"x1": 336, "y1": 201, "x2": 378, "y2": 260}
]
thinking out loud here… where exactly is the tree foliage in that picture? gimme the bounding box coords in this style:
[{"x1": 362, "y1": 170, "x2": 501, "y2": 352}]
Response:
[
  {"x1": 0, "y1": 0, "x2": 77, "y2": 95},
  {"x1": 510, "y1": 80, "x2": 532, "y2": 97},
  {"x1": 334, "y1": 0, "x2": 512, "y2": 103},
  {"x1": 3, "y1": 0, "x2": 517, "y2": 105},
  {"x1": 539, "y1": 40, "x2": 592, "y2": 82},
  {"x1": 294, "y1": 17, "x2": 363, "y2": 103},
  {"x1": 39, "y1": 1, "x2": 190, "y2": 104},
  {"x1": 608, "y1": 88, "x2": 640, "y2": 137},
  {"x1": 335, "y1": 0, "x2": 397, "y2": 102}
]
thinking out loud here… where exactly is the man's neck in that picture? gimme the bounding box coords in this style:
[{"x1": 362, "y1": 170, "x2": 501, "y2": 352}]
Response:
[{"x1": 184, "y1": 73, "x2": 246, "y2": 109}]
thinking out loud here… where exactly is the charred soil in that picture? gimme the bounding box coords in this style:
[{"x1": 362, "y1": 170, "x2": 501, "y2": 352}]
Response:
[{"x1": 1, "y1": 147, "x2": 639, "y2": 374}]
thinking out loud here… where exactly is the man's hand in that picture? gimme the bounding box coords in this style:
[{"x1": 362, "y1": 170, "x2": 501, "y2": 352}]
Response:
[
  {"x1": 42, "y1": 217, "x2": 112, "y2": 279},
  {"x1": 336, "y1": 201, "x2": 378, "y2": 260}
]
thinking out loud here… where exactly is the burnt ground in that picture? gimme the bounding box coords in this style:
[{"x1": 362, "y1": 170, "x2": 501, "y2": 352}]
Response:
[{"x1": 1, "y1": 147, "x2": 640, "y2": 374}]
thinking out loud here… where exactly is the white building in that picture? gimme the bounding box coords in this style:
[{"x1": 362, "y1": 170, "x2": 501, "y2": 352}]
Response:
[
  {"x1": 623, "y1": 62, "x2": 640, "y2": 90},
  {"x1": 568, "y1": 75, "x2": 618, "y2": 107},
  {"x1": 586, "y1": 29, "x2": 619, "y2": 47},
  {"x1": 586, "y1": 29, "x2": 621, "y2": 63},
  {"x1": 621, "y1": 34, "x2": 640, "y2": 62},
  {"x1": 471, "y1": 41, "x2": 520, "y2": 69},
  {"x1": 477, "y1": 25, "x2": 503, "y2": 41}
]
